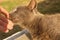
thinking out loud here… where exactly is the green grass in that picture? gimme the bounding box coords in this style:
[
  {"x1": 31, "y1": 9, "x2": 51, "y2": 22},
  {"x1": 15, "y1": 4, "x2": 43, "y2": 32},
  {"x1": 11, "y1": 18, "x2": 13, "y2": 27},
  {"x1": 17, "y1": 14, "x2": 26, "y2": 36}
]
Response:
[
  {"x1": 0, "y1": 0, "x2": 29, "y2": 12},
  {"x1": 37, "y1": 0, "x2": 60, "y2": 14}
]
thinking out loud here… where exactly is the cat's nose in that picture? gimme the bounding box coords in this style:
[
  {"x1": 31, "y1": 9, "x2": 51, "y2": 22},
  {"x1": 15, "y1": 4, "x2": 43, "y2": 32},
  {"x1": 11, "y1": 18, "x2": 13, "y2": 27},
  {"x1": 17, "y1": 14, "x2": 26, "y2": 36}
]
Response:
[{"x1": 13, "y1": 18, "x2": 19, "y2": 22}]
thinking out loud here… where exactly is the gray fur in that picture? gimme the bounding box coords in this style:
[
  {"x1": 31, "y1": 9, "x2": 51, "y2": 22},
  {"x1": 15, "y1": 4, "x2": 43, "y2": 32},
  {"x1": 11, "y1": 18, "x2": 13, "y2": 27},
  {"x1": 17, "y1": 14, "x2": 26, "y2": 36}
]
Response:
[{"x1": 9, "y1": 0, "x2": 60, "y2": 40}]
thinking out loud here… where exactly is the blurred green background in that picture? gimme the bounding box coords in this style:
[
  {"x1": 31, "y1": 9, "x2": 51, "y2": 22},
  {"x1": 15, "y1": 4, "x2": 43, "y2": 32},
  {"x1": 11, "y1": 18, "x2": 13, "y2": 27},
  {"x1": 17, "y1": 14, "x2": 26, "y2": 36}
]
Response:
[
  {"x1": 37, "y1": 0, "x2": 60, "y2": 14},
  {"x1": 0, "y1": 0, "x2": 30, "y2": 12}
]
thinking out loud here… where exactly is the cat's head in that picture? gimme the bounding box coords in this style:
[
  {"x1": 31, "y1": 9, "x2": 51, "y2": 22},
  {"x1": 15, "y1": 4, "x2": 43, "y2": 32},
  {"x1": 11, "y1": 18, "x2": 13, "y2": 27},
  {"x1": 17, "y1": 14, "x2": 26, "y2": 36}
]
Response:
[{"x1": 10, "y1": 0, "x2": 37, "y2": 26}]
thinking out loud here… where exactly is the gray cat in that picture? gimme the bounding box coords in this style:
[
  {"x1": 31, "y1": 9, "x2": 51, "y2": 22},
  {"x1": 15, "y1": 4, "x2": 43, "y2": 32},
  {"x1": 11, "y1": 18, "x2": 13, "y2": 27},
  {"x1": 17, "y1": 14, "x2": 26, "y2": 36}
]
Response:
[{"x1": 9, "y1": 0, "x2": 60, "y2": 40}]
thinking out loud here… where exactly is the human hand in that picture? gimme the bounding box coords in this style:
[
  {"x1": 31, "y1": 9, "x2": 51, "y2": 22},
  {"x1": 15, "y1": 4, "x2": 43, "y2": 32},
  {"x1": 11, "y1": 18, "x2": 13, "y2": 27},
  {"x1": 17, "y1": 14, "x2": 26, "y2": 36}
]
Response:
[
  {"x1": 0, "y1": 6, "x2": 14, "y2": 33},
  {"x1": 0, "y1": 14, "x2": 14, "y2": 33}
]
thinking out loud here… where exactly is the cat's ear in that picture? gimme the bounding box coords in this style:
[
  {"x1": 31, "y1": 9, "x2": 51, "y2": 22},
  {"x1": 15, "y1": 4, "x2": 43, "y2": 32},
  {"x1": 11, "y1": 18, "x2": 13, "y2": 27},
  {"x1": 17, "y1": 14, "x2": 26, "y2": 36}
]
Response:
[{"x1": 27, "y1": 0, "x2": 37, "y2": 11}]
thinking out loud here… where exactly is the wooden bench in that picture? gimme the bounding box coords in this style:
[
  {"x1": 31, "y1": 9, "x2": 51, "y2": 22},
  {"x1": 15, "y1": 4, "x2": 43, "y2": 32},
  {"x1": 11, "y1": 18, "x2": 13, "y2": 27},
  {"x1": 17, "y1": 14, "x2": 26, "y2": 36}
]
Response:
[{"x1": 3, "y1": 30, "x2": 32, "y2": 40}]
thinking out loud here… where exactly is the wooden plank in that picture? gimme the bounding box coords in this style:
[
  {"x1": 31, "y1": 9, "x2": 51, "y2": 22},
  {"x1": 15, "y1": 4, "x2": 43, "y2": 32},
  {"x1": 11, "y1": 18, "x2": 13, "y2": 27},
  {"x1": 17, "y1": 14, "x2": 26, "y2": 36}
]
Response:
[{"x1": 3, "y1": 30, "x2": 32, "y2": 40}]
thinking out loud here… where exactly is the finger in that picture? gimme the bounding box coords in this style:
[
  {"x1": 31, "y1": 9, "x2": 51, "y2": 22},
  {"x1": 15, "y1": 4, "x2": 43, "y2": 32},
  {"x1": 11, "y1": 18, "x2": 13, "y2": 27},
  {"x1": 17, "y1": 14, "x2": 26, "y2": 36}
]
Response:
[
  {"x1": 7, "y1": 20, "x2": 14, "y2": 30},
  {"x1": 0, "y1": 12, "x2": 9, "y2": 19},
  {"x1": 0, "y1": 25, "x2": 4, "y2": 31},
  {"x1": 0, "y1": 6, "x2": 9, "y2": 19},
  {"x1": 0, "y1": 20, "x2": 7, "y2": 28},
  {"x1": 0, "y1": 16, "x2": 8, "y2": 23},
  {"x1": 0, "y1": 25, "x2": 7, "y2": 32},
  {"x1": 1, "y1": 12, "x2": 9, "y2": 19},
  {"x1": 0, "y1": 20, "x2": 7, "y2": 32},
  {"x1": 4, "y1": 29, "x2": 9, "y2": 33},
  {"x1": 6, "y1": 13, "x2": 9, "y2": 19}
]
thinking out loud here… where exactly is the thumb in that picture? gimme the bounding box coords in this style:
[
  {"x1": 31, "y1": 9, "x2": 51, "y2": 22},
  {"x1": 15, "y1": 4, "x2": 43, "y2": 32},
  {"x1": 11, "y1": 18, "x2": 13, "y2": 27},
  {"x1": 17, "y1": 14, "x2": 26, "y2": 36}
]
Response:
[{"x1": 6, "y1": 13, "x2": 9, "y2": 19}]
